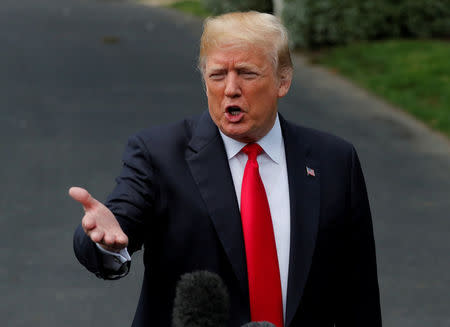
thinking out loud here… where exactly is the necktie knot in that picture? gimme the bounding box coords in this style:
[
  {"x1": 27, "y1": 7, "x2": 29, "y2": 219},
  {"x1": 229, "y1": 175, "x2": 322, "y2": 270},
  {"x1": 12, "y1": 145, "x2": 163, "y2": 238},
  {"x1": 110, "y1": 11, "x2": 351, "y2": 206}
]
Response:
[{"x1": 242, "y1": 143, "x2": 263, "y2": 161}]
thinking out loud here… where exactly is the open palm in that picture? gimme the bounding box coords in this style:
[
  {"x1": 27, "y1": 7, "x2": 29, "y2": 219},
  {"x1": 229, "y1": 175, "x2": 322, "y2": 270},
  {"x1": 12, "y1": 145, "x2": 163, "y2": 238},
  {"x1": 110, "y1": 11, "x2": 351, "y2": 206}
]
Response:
[{"x1": 69, "y1": 187, "x2": 128, "y2": 252}]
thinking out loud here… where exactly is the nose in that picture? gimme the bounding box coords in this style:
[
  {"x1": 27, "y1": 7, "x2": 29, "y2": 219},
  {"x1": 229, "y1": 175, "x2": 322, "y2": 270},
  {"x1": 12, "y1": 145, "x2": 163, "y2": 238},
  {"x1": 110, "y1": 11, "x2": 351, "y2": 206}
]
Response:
[{"x1": 224, "y1": 72, "x2": 241, "y2": 98}]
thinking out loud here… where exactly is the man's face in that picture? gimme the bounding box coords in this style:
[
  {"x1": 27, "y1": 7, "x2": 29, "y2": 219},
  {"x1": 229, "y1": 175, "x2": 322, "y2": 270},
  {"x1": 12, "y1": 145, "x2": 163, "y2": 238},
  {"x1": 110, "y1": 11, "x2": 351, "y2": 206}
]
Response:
[{"x1": 203, "y1": 45, "x2": 291, "y2": 143}]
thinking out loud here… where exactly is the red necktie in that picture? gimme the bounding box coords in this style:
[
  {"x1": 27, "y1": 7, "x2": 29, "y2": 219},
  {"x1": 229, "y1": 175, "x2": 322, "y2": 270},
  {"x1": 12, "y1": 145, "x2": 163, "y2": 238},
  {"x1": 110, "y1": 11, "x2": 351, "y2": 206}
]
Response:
[{"x1": 241, "y1": 143, "x2": 284, "y2": 327}]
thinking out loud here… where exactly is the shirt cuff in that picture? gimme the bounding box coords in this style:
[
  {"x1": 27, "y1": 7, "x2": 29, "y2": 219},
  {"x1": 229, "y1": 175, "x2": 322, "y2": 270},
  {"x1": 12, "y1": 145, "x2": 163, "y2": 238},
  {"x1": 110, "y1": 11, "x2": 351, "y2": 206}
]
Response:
[{"x1": 95, "y1": 244, "x2": 131, "y2": 279}]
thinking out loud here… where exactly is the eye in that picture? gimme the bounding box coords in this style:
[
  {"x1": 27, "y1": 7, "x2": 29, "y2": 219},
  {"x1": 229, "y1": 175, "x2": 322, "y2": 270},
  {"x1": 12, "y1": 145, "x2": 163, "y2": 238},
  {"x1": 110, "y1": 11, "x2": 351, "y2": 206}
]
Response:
[
  {"x1": 240, "y1": 71, "x2": 258, "y2": 79},
  {"x1": 208, "y1": 72, "x2": 226, "y2": 80}
]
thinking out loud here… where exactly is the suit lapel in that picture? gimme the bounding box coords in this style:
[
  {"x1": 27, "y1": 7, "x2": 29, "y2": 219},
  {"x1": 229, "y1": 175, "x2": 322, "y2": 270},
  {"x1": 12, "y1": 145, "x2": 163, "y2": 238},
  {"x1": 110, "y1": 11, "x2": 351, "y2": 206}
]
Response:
[
  {"x1": 280, "y1": 117, "x2": 321, "y2": 327},
  {"x1": 185, "y1": 111, "x2": 249, "y2": 297}
]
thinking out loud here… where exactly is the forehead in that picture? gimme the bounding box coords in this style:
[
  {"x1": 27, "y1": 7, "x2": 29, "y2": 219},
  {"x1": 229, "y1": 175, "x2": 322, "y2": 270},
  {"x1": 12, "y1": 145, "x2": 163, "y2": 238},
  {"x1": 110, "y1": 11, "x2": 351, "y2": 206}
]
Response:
[{"x1": 204, "y1": 44, "x2": 272, "y2": 70}]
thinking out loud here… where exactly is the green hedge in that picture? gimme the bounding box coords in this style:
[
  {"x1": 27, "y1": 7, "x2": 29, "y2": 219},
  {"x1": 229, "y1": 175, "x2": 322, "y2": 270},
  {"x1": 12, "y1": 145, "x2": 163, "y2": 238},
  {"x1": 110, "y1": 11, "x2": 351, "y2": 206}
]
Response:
[
  {"x1": 282, "y1": 0, "x2": 450, "y2": 48},
  {"x1": 200, "y1": 0, "x2": 273, "y2": 15}
]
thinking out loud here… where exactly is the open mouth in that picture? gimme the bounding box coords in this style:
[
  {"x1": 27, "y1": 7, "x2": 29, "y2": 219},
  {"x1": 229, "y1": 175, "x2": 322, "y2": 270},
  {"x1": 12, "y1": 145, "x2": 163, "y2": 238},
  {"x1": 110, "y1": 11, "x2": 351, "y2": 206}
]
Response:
[{"x1": 226, "y1": 106, "x2": 242, "y2": 116}]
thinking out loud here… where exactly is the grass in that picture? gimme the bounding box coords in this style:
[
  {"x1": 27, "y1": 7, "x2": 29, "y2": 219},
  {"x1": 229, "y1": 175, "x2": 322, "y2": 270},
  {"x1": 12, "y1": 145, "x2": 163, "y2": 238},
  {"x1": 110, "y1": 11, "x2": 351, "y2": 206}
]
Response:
[
  {"x1": 313, "y1": 40, "x2": 450, "y2": 137},
  {"x1": 167, "y1": 0, "x2": 210, "y2": 18}
]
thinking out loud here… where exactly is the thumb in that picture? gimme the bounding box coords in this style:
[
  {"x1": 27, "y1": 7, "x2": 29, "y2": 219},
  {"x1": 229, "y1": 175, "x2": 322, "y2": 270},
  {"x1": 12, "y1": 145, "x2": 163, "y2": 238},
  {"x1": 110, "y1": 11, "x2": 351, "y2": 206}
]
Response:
[{"x1": 68, "y1": 187, "x2": 99, "y2": 211}]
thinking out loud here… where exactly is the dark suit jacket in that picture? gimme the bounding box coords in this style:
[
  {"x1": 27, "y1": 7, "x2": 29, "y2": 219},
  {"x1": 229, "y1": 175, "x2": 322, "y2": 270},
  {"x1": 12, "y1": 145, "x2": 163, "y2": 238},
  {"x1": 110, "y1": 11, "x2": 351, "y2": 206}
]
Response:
[{"x1": 74, "y1": 111, "x2": 381, "y2": 327}]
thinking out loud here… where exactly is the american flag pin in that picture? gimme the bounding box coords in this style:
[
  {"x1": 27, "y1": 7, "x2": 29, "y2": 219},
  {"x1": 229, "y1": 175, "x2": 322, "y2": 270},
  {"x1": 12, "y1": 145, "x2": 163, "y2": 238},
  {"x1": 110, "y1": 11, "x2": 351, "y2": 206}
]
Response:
[{"x1": 306, "y1": 166, "x2": 315, "y2": 177}]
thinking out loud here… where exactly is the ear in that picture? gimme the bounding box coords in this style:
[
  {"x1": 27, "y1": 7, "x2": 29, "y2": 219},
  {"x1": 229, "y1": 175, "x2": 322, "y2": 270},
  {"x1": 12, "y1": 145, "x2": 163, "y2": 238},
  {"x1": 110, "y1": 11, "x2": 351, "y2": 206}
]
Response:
[{"x1": 277, "y1": 69, "x2": 292, "y2": 98}]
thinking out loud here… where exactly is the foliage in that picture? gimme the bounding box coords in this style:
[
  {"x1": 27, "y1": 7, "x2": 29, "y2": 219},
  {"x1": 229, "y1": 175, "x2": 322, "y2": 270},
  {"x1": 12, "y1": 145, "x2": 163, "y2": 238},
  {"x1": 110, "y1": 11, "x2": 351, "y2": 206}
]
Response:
[
  {"x1": 315, "y1": 40, "x2": 450, "y2": 136},
  {"x1": 200, "y1": 0, "x2": 273, "y2": 15},
  {"x1": 282, "y1": 0, "x2": 450, "y2": 48},
  {"x1": 168, "y1": 0, "x2": 211, "y2": 18},
  {"x1": 399, "y1": 0, "x2": 450, "y2": 38}
]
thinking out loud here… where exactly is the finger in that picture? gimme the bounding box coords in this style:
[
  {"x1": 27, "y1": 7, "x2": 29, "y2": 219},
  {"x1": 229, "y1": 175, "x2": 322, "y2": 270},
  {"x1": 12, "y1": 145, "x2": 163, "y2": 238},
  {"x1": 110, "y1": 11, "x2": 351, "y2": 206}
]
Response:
[
  {"x1": 82, "y1": 215, "x2": 96, "y2": 231},
  {"x1": 115, "y1": 233, "x2": 128, "y2": 247},
  {"x1": 68, "y1": 187, "x2": 98, "y2": 211},
  {"x1": 100, "y1": 234, "x2": 128, "y2": 252},
  {"x1": 103, "y1": 233, "x2": 116, "y2": 245},
  {"x1": 106, "y1": 233, "x2": 128, "y2": 249},
  {"x1": 90, "y1": 229, "x2": 104, "y2": 243}
]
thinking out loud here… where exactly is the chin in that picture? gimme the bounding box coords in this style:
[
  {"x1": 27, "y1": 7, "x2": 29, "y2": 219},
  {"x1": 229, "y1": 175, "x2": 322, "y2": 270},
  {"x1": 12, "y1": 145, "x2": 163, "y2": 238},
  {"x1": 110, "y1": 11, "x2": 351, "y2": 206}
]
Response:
[
  {"x1": 225, "y1": 131, "x2": 257, "y2": 143},
  {"x1": 220, "y1": 121, "x2": 261, "y2": 142}
]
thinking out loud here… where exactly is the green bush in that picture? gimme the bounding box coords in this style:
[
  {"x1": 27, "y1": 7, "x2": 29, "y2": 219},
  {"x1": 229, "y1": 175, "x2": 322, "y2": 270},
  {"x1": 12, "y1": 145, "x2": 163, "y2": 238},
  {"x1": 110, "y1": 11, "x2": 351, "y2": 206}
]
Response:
[
  {"x1": 201, "y1": 0, "x2": 273, "y2": 15},
  {"x1": 400, "y1": 0, "x2": 450, "y2": 38},
  {"x1": 282, "y1": 0, "x2": 450, "y2": 49}
]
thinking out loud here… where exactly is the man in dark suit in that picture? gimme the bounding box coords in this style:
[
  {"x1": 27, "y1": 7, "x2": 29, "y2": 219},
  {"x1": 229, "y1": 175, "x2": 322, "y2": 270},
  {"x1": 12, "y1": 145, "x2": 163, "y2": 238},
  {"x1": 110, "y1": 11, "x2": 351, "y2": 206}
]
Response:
[{"x1": 71, "y1": 11, "x2": 381, "y2": 327}]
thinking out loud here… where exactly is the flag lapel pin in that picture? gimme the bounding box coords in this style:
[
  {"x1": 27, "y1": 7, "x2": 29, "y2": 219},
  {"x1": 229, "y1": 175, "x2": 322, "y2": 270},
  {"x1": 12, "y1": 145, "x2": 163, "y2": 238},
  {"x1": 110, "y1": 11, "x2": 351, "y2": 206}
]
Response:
[{"x1": 306, "y1": 166, "x2": 315, "y2": 177}]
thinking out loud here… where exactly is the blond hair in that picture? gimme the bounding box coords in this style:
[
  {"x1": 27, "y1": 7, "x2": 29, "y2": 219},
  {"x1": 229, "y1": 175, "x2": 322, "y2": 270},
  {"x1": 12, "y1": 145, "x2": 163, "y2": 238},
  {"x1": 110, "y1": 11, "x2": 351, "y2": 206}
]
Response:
[{"x1": 199, "y1": 11, "x2": 293, "y2": 78}]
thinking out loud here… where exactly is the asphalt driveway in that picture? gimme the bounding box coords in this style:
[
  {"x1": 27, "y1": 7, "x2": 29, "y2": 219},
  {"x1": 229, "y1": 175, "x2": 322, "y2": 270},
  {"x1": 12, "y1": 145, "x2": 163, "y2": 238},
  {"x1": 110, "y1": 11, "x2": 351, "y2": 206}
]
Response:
[{"x1": 1, "y1": 0, "x2": 449, "y2": 326}]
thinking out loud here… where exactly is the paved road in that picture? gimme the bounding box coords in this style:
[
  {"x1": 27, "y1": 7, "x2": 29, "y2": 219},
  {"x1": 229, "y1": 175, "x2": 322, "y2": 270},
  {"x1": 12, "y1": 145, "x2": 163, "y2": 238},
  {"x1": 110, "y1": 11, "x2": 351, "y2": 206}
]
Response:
[{"x1": 1, "y1": 0, "x2": 449, "y2": 326}]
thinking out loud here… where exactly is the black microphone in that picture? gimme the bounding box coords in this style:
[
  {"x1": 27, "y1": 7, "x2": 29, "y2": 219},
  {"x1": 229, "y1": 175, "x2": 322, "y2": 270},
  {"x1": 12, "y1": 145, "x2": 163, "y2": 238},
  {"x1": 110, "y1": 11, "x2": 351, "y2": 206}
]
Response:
[
  {"x1": 172, "y1": 270, "x2": 230, "y2": 327},
  {"x1": 242, "y1": 322, "x2": 276, "y2": 327},
  {"x1": 172, "y1": 270, "x2": 278, "y2": 327}
]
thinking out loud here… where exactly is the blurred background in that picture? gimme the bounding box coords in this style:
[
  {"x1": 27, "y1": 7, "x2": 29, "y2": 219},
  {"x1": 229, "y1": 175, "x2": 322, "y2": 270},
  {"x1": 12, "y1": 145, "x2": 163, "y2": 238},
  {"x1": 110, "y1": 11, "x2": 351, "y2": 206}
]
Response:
[{"x1": 1, "y1": 0, "x2": 449, "y2": 326}]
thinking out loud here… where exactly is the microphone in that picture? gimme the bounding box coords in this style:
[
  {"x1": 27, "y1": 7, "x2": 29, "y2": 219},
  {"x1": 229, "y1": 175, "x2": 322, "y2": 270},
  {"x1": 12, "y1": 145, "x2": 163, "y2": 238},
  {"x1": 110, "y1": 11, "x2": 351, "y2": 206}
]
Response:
[
  {"x1": 172, "y1": 270, "x2": 278, "y2": 327},
  {"x1": 242, "y1": 323, "x2": 276, "y2": 327},
  {"x1": 172, "y1": 270, "x2": 230, "y2": 327}
]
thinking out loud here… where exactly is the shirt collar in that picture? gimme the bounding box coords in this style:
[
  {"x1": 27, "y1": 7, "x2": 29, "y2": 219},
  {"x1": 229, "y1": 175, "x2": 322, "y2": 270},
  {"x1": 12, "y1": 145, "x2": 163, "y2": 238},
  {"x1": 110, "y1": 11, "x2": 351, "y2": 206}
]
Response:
[{"x1": 219, "y1": 114, "x2": 283, "y2": 164}]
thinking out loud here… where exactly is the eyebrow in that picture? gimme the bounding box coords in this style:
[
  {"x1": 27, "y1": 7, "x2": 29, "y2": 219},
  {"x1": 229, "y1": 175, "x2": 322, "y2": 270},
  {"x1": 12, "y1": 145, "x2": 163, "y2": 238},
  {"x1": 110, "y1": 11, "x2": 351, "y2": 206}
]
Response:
[
  {"x1": 234, "y1": 63, "x2": 260, "y2": 71},
  {"x1": 207, "y1": 66, "x2": 227, "y2": 73},
  {"x1": 206, "y1": 63, "x2": 262, "y2": 73}
]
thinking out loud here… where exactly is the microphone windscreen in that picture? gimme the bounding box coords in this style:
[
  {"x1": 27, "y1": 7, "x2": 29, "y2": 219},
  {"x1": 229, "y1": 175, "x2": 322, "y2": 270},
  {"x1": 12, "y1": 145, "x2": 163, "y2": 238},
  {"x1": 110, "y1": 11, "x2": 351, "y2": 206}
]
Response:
[
  {"x1": 172, "y1": 270, "x2": 230, "y2": 327},
  {"x1": 241, "y1": 322, "x2": 277, "y2": 327}
]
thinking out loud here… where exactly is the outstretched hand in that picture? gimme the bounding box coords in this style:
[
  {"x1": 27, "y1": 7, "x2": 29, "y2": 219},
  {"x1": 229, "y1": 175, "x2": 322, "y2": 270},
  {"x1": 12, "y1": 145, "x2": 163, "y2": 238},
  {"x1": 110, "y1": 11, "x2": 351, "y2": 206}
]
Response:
[{"x1": 69, "y1": 187, "x2": 128, "y2": 252}]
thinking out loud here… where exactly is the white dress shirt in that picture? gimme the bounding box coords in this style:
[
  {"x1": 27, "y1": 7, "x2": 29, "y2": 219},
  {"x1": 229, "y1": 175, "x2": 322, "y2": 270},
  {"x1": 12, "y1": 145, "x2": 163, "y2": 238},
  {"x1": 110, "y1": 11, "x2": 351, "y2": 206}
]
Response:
[{"x1": 98, "y1": 114, "x2": 291, "y2": 317}]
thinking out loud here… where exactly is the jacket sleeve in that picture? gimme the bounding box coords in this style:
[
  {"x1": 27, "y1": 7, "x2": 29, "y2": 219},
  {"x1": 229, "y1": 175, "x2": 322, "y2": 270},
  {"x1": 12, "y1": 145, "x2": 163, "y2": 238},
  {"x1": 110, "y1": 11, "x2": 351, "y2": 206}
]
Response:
[
  {"x1": 104, "y1": 133, "x2": 158, "y2": 255},
  {"x1": 73, "y1": 224, "x2": 131, "y2": 280},
  {"x1": 73, "y1": 133, "x2": 156, "y2": 279},
  {"x1": 336, "y1": 146, "x2": 382, "y2": 326}
]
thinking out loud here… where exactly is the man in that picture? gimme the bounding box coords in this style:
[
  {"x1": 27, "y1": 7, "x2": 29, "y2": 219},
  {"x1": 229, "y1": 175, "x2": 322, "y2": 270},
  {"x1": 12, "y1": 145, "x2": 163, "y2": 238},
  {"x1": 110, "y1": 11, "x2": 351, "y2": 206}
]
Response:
[{"x1": 71, "y1": 11, "x2": 381, "y2": 327}]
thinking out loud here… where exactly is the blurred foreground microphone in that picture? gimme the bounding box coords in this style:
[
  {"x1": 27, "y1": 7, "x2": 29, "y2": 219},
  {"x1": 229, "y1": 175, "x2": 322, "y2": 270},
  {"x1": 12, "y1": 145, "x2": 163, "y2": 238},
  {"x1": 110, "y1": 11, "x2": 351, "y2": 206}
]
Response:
[
  {"x1": 172, "y1": 270, "x2": 278, "y2": 327},
  {"x1": 173, "y1": 271, "x2": 230, "y2": 327},
  {"x1": 242, "y1": 323, "x2": 276, "y2": 327}
]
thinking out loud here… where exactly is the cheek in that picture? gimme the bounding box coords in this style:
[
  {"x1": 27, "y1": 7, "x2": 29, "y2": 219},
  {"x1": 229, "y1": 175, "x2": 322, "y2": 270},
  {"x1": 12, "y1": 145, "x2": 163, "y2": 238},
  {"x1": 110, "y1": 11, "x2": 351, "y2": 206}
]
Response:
[
  {"x1": 206, "y1": 84, "x2": 222, "y2": 101},
  {"x1": 248, "y1": 84, "x2": 275, "y2": 106},
  {"x1": 206, "y1": 88, "x2": 223, "y2": 118}
]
